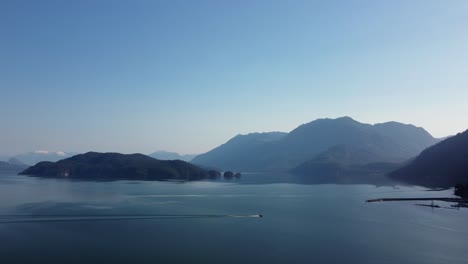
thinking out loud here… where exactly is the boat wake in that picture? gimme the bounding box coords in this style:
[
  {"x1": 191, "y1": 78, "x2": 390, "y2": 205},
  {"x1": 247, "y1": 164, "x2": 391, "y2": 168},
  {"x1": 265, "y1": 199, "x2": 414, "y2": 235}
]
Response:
[{"x1": 0, "y1": 214, "x2": 263, "y2": 224}]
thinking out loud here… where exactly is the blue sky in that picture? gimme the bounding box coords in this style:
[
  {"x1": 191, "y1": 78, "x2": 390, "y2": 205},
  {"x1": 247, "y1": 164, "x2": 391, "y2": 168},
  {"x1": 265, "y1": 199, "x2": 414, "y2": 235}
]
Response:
[{"x1": 1, "y1": 0, "x2": 467, "y2": 156}]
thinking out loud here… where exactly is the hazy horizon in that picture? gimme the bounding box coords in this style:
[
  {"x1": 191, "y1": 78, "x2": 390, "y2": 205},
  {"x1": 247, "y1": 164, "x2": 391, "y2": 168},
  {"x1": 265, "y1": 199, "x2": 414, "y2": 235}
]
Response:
[{"x1": 2, "y1": 0, "x2": 468, "y2": 156}]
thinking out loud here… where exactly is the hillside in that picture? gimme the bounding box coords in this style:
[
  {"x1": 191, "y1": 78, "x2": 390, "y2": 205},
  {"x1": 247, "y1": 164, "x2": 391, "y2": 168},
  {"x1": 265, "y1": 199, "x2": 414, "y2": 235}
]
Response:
[
  {"x1": 390, "y1": 130, "x2": 468, "y2": 187},
  {"x1": 292, "y1": 144, "x2": 401, "y2": 176}
]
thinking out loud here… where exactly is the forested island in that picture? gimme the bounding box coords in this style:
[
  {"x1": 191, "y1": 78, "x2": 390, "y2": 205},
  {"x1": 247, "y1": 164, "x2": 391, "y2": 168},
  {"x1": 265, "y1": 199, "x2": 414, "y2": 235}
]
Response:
[{"x1": 19, "y1": 152, "x2": 220, "y2": 181}]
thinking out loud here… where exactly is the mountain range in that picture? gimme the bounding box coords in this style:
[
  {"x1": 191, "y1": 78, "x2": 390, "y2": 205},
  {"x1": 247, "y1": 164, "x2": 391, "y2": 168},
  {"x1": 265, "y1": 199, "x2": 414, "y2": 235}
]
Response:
[
  {"x1": 192, "y1": 117, "x2": 439, "y2": 172},
  {"x1": 7, "y1": 117, "x2": 467, "y2": 187}
]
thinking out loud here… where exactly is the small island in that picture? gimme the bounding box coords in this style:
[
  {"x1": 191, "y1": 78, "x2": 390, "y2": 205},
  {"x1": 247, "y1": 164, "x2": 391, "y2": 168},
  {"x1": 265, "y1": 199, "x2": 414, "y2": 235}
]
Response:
[
  {"x1": 19, "y1": 152, "x2": 219, "y2": 181},
  {"x1": 222, "y1": 171, "x2": 241, "y2": 179}
]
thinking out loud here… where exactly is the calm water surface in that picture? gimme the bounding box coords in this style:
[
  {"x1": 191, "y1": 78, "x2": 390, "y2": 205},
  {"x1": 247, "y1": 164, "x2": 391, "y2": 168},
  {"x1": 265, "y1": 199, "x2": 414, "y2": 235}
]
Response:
[{"x1": 0, "y1": 173, "x2": 467, "y2": 264}]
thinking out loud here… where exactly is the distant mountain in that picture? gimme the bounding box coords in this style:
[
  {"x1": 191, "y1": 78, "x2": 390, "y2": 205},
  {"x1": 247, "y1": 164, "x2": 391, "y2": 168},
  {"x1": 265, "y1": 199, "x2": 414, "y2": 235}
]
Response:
[
  {"x1": 389, "y1": 130, "x2": 468, "y2": 188},
  {"x1": 191, "y1": 132, "x2": 287, "y2": 171},
  {"x1": 12, "y1": 151, "x2": 77, "y2": 166},
  {"x1": 192, "y1": 117, "x2": 439, "y2": 172},
  {"x1": 0, "y1": 155, "x2": 9, "y2": 162},
  {"x1": 19, "y1": 152, "x2": 219, "y2": 181},
  {"x1": 148, "y1": 151, "x2": 197, "y2": 162},
  {"x1": 0, "y1": 161, "x2": 28, "y2": 173},
  {"x1": 7, "y1": 157, "x2": 27, "y2": 166}
]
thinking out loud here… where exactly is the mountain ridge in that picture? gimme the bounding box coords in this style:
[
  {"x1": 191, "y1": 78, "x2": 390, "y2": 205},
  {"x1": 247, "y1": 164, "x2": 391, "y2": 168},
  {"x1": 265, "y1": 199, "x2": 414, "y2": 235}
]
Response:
[{"x1": 192, "y1": 117, "x2": 439, "y2": 172}]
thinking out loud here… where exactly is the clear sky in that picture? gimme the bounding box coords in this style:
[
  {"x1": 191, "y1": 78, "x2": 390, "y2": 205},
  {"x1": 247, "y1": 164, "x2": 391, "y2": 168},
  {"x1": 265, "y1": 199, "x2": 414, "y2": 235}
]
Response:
[{"x1": 1, "y1": 0, "x2": 467, "y2": 156}]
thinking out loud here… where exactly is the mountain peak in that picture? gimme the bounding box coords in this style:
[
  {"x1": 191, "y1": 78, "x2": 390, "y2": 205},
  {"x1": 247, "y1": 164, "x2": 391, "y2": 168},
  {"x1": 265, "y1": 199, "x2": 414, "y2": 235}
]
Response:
[
  {"x1": 335, "y1": 116, "x2": 356, "y2": 122},
  {"x1": 298, "y1": 116, "x2": 362, "y2": 128}
]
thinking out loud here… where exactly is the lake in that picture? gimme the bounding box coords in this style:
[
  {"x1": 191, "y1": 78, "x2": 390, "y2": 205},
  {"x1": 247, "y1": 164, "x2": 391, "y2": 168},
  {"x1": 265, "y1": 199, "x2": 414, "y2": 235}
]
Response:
[{"x1": 0, "y1": 173, "x2": 467, "y2": 264}]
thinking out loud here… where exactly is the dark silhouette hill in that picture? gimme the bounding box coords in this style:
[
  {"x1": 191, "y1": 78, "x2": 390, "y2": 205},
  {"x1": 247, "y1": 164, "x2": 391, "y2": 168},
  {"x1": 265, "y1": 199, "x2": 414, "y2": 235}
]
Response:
[
  {"x1": 19, "y1": 152, "x2": 218, "y2": 181},
  {"x1": 390, "y1": 130, "x2": 468, "y2": 187}
]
